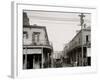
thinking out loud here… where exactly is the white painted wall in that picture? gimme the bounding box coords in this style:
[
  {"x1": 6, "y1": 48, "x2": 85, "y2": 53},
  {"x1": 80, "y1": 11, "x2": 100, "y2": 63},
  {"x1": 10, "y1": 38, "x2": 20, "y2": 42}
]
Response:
[
  {"x1": 23, "y1": 27, "x2": 47, "y2": 45},
  {"x1": 87, "y1": 48, "x2": 91, "y2": 57},
  {"x1": 0, "y1": 0, "x2": 100, "y2": 80}
]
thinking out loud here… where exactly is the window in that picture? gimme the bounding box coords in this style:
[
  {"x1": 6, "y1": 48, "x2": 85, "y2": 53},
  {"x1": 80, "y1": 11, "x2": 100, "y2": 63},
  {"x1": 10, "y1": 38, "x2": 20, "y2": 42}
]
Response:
[
  {"x1": 86, "y1": 35, "x2": 89, "y2": 42},
  {"x1": 34, "y1": 34, "x2": 39, "y2": 42},
  {"x1": 23, "y1": 31, "x2": 28, "y2": 39},
  {"x1": 32, "y1": 32, "x2": 40, "y2": 44},
  {"x1": 79, "y1": 38, "x2": 80, "y2": 44}
]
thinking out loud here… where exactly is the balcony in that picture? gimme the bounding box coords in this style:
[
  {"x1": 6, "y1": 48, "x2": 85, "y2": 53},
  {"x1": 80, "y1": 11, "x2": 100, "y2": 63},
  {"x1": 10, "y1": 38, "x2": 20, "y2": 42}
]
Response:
[
  {"x1": 23, "y1": 40, "x2": 53, "y2": 49},
  {"x1": 64, "y1": 40, "x2": 91, "y2": 53},
  {"x1": 84, "y1": 41, "x2": 91, "y2": 48}
]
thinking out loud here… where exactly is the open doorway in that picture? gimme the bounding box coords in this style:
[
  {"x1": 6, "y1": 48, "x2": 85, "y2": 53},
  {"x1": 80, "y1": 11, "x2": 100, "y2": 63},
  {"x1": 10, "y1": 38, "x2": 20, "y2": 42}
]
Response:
[{"x1": 23, "y1": 54, "x2": 42, "y2": 69}]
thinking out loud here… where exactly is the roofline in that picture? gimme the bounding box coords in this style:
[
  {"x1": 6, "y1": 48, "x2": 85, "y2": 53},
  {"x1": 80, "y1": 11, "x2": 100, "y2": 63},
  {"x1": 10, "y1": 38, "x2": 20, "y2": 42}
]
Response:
[
  {"x1": 23, "y1": 25, "x2": 50, "y2": 48},
  {"x1": 66, "y1": 28, "x2": 91, "y2": 47},
  {"x1": 23, "y1": 25, "x2": 46, "y2": 28}
]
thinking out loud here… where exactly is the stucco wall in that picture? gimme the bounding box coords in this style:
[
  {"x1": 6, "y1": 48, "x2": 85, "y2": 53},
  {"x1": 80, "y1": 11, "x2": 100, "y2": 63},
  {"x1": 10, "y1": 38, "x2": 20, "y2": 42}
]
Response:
[{"x1": 23, "y1": 27, "x2": 48, "y2": 45}]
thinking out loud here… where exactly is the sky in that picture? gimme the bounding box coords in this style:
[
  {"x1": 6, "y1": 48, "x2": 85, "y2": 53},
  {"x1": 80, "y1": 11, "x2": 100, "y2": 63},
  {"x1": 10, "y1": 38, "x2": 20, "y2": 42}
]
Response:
[{"x1": 24, "y1": 10, "x2": 91, "y2": 52}]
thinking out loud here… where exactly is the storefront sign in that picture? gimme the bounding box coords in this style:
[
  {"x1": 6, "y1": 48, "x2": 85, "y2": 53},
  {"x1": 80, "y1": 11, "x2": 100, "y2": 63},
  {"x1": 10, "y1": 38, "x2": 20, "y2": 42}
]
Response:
[{"x1": 23, "y1": 49, "x2": 42, "y2": 54}]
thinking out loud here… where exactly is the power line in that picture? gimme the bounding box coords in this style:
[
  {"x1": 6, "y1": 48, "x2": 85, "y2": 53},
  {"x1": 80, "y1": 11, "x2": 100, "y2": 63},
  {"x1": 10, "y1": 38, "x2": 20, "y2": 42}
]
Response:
[{"x1": 29, "y1": 15, "x2": 90, "y2": 23}]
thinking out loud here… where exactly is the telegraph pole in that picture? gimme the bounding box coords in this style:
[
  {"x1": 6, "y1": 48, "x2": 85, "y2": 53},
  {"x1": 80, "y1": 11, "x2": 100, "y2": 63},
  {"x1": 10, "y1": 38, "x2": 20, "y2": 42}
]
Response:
[{"x1": 79, "y1": 13, "x2": 85, "y2": 66}]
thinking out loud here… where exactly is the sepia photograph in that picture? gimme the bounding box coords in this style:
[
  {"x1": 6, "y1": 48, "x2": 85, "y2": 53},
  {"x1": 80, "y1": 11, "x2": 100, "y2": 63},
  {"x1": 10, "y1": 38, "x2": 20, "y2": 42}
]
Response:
[
  {"x1": 11, "y1": 2, "x2": 97, "y2": 78},
  {"x1": 23, "y1": 10, "x2": 91, "y2": 69}
]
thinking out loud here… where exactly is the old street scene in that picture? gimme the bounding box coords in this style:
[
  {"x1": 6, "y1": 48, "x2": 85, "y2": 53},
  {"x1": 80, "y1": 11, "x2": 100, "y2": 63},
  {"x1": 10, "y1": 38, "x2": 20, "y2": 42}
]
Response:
[{"x1": 23, "y1": 10, "x2": 91, "y2": 69}]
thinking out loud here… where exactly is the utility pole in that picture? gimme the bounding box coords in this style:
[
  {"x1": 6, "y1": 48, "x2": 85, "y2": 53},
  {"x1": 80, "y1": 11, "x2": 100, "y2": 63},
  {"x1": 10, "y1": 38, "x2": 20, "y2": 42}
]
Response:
[{"x1": 79, "y1": 13, "x2": 85, "y2": 66}]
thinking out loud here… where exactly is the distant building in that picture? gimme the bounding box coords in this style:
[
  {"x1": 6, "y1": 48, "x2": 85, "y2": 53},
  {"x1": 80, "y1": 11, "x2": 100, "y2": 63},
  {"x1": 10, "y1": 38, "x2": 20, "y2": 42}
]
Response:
[
  {"x1": 53, "y1": 51, "x2": 64, "y2": 67},
  {"x1": 63, "y1": 27, "x2": 91, "y2": 66},
  {"x1": 53, "y1": 51, "x2": 63, "y2": 59},
  {"x1": 23, "y1": 12, "x2": 53, "y2": 69}
]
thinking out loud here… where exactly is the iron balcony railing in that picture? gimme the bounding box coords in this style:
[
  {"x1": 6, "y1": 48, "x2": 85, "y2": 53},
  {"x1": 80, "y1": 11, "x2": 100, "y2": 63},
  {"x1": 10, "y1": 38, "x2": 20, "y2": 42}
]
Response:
[
  {"x1": 64, "y1": 40, "x2": 91, "y2": 53},
  {"x1": 23, "y1": 40, "x2": 53, "y2": 48}
]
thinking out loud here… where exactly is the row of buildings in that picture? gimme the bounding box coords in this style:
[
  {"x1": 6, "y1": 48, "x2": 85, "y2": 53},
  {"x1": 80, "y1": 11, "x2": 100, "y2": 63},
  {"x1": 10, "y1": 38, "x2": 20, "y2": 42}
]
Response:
[
  {"x1": 23, "y1": 12, "x2": 91, "y2": 69},
  {"x1": 63, "y1": 26, "x2": 91, "y2": 67}
]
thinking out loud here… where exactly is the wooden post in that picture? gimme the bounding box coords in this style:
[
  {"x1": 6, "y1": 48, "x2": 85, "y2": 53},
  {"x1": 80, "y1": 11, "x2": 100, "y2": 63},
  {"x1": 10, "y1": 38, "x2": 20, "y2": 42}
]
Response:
[
  {"x1": 75, "y1": 49, "x2": 78, "y2": 66},
  {"x1": 41, "y1": 47, "x2": 43, "y2": 68},
  {"x1": 51, "y1": 51, "x2": 53, "y2": 68},
  {"x1": 25, "y1": 47, "x2": 27, "y2": 69}
]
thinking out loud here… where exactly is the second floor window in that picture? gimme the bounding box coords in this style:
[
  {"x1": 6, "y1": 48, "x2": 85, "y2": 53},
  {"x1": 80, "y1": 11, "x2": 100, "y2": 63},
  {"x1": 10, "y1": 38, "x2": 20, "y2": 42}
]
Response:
[
  {"x1": 23, "y1": 31, "x2": 28, "y2": 39},
  {"x1": 86, "y1": 35, "x2": 89, "y2": 42},
  {"x1": 32, "y1": 32, "x2": 40, "y2": 44}
]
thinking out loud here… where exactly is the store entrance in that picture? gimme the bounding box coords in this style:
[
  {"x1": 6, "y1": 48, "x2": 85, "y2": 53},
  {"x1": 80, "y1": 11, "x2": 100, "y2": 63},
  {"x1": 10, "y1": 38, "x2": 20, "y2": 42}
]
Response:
[
  {"x1": 33, "y1": 54, "x2": 42, "y2": 69},
  {"x1": 23, "y1": 54, "x2": 42, "y2": 69}
]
